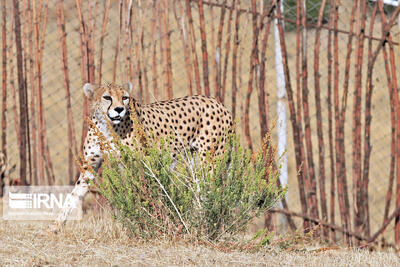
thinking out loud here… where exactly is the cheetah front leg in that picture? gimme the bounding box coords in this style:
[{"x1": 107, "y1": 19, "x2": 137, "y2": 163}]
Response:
[
  {"x1": 53, "y1": 132, "x2": 104, "y2": 232},
  {"x1": 53, "y1": 167, "x2": 97, "y2": 230}
]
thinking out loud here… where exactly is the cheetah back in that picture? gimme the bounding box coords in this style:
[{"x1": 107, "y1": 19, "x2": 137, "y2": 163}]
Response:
[{"x1": 127, "y1": 95, "x2": 233, "y2": 158}]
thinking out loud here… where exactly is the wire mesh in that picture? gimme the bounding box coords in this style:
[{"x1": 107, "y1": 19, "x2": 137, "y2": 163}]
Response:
[{"x1": 0, "y1": 0, "x2": 399, "y2": 244}]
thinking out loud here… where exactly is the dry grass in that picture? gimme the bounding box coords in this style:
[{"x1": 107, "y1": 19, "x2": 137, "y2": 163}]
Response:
[
  {"x1": 1, "y1": 198, "x2": 400, "y2": 266},
  {"x1": 2, "y1": 0, "x2": 400, "y2": 249}
]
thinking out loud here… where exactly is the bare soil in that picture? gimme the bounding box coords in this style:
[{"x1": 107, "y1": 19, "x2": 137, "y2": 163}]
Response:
[{"x1": 1, "y1": 200, "x2": 399, "y2": 266}]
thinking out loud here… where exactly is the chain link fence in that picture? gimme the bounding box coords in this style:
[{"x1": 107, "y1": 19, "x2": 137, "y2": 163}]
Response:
[{"x1": 1, "y1": 0, "x2": 400, "y2": 245}]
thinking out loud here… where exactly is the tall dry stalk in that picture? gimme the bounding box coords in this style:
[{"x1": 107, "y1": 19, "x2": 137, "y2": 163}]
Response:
[
  {"x1": 231, "y1": 2, "x2": 240, "y2": 120},
  {"x1": 382, "y1": 50, "x2": 396, "y2": 228},
  {"x1": 369, "y1": 3, "x2": 400, "y2": 245},
  {"x1": 173, "y1": 0, "x2": 193, "y2": 96},
  {"x1": 198, "y1": 0, "x2": 210, "y2": 96},
  {"x1": 257, "y1": 1, "x2": 272, "y2": 141},
  {"x1": 139, "y1": 1, "x2": 150, "y2": 103},
  {"x1": 75, "y1": 0, "x2": 95, "y2": 151},
  {"x1": 0, "y1": 0, "x2": 6, "y2": 195},
  {"x1": 25, "y1": 0, "x2": 38, "y2": 185},
  {"x1": 299, "y1": 0, "x2": 319, "y2": 229},
  {"x1": 13, "y1": 0, "x2": 28, "y2": 186},
  {"x1": 32, "y1": 0, "x2": 55, "y2": 185},
  {"x1": 185, "y1": 0, "x2": 201, "y2": 95},
  {"x1": 214, "y1": 0, "x2": 227, "y2": 101},
  {"x1": 294, "y1": 0, "x2": 310, "y2": 231},
  {"x1": 334, "y1": 0, "x2": 355, "y2": 245},
  {"x1": 210, "y1": 5, "x2": 216, "y2": 98},
  {"x1": 158, "y1": 4, "x2": 166, "y2": 98},
  {"x1": 352, "y1": 0, "x2": 368, "y2": 241},
  {"x1": 124, "y1": 0, "x2": 133, "y2": 87},
  {"x1": 56, "y1": 0, "x2": 79, "y2": 184},
  {"x1": 113, "y1": 0, "x2": 123, "y2": 83},
  {"x1": 327, "y1": 0, "x2": 336, "y2": 243},
  {"x1": 220, "y1": 0, "x2": 235, "y2": 105},
  {"x1": 244, "y1": 0, "x2": 259, "y2": 151},
  {"x1": 88, "y1": 0, "x2": 98, "y2": 84},
  {"x1": 381, "y1": 12, "x2": 396, "y2": 232},
  {"x1": 276, "y1": 0, "x2": 309, "y2": 231},
  {"x1": 313, "y1": 0, "x2": 328, "y2": 241},
  {"x1": 349, "y1": 4, "x2": 400, "y2": 240},
  {"x1": 97, "y1": 0, "x2": 111, "y2": 83},
  {"x1": 1, "y1": 0, "x2": 6, "y2": 150},
  {"x1": 161, "y1": 0, "x2": 173, "y2": 99},
  {"x1": 21, "y1": 0, "x2": 34, "y2": 185},
  {"x1": 8, "y1": 19, "x2": 21, "y2": 157},
  {"x1": 151, "y1": 0, "x2": 159, "y2": 100}
]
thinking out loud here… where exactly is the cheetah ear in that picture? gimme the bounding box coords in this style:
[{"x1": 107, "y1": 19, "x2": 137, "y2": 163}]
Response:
[
  {"x1": 127, "y1": 82, "x2": 133, "y2": 95},
  {"x1": 83, "y1": 83, "x2": 95, "y2": 99}
]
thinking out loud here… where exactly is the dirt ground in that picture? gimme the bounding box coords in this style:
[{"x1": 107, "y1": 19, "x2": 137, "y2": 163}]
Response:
[
  {"x1": 1, "y1": 201, "x2": 400, "y2": 266},
  {"x1": 2, "y1": 0, "x2": 400, "y2": 256}
]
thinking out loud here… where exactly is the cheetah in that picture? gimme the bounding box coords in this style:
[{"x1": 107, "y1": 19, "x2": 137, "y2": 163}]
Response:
[
  {"x1": 55, "y1": 82, "x2": 233, "y2": 226},
  {"x1": 0, "y1": 151, "x2": 7, "y2": 196}
]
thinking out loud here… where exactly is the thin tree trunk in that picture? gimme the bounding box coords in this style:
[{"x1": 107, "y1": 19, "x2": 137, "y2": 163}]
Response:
[
  {"x1": 8, "y1": 19, "x2": 21, "y2": 161},
  {"x1": 215, "y1": 0, "x2": 227, "y2": 102},
  {"x1": 382, "y1": 21, "x2": 396, "y2": 230},
  {"x1": 375, "y1": 4, "x2": 400, "y2": 245},
  {"x1": 313, "y1": 0, "x2": 328, "y2": 241},
  {"x1": 258, "y1": 7, "x2": 272, "y2": 140},
  {"x1": 186, "y1": 0, "x2": 201, "y2": 95},
  {"x1": 198, "y1": 0, "x2": 210, "y2": 96},
  {"x1": 294, "y1": 0, "x2": 310, "y2": 231},
  {"x1": 300, "y1": 1, "x2": 319, "y2": 229},
  {"x1": 327, "y1": 0, "x2": 336, "y2": 243},
  {"x1": 76, "y1": 0, "x2": 92, "y2": 152},
  {"x1": 210, "y1": 5, "x2": 216, "y2": 98},
  {"x1": 276, "y1": 0, "x2": 309, "y2": 231},
  {"x1": 151, "y1": 0, "x2": 159, "y2": 100},
  {"x1": 244, "y1": 0, "x2": 259, "y2": 151},
  {"x1": 113, "y1": 0, "x2": 123, "y2": 83},
  {"x1": 13, "y1": 0, "x2": 28, "y2": 186},
  {"x1": 162, "y1": 0, "x2": 173, "y2": 99},
  {"x1": 173, "y1": 0, "x2": 193, "y2": 96},
  {"x1": 361, "y1": 1, "x2": 378, "y2": 240},
  {"x1": 26, "y1": 0, "x2": 38, "y2": 186},
  {"x1": 221, "y1": 0, "x2": 235, "y2": 105},
  {"x1": 33, "y1": 0, "x2": 54, "y2": 185},
  {"x1": 231, "y1": 2, "x2": 240, "y2": 120},
  {"x1": 139, "y1": 1, "x2": 150, "y2": 103},
  {"x1": 56, "y1": 0, "x2": 79, "y2": 185},
  {"x1": 336, "y1": 0, "x2": 356, "y2": 245},
  {"x1": 21, "y1": 0, "x2": 32, "y2": 185},
  {"x1": 0, "y1": 0, "x2": 7, "y2": 195},
  {"x1": 97, "y1": 0, "x2": 111, "y2": 84},
  {"x1": 352, "y1": 0, "x2": 367, "y2": 241}
]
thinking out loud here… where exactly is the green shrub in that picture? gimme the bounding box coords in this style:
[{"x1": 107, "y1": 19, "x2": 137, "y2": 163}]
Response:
[{"x1": 98, "y1": 130, "x2": 286, "y2": 242}]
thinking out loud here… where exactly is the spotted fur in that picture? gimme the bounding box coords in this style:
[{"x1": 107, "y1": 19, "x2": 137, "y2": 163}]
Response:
[
  {"x1": 56, "y1": 82, "x2": 233, "y2": 226},
  {"x1": 83, "y1": 83, "x2": 233, "y2": 163},
  {"x1": 0, "y1": 152, "x2": 6, "y2": 195}
]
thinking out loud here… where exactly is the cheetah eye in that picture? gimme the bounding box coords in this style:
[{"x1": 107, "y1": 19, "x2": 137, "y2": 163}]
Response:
[
  {"x1": 122, "y1": 96, "x2": 129, "y2": 101},
  {"x1": 103, "y1": 96, "x2": 112, "y2": 101}
]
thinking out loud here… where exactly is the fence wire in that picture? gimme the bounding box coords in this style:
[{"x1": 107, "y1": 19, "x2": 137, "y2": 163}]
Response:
[{"x1": 1, "y1": 0, "x2": 400, "y2": 245}]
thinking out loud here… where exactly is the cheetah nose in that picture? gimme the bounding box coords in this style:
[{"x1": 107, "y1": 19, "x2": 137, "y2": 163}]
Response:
[{"x1": 114, "y1": 107, "x2": 124, "y2": 114}]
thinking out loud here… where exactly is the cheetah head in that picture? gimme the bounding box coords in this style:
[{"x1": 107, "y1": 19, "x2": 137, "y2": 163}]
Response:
[{"x1": 83, "y1": 82, "x2": 133, "y2": 125}]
